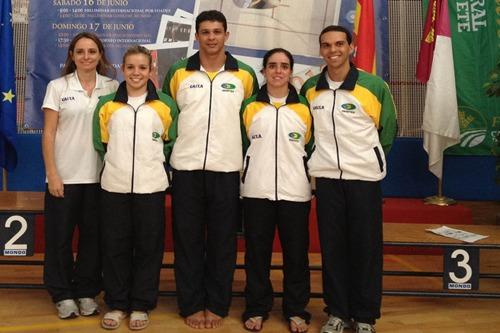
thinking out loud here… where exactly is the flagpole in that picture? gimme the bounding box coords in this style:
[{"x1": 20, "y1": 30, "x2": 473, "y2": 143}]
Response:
[{"x1": 424, "y1": 177, "x2": 456, "y2": 206}]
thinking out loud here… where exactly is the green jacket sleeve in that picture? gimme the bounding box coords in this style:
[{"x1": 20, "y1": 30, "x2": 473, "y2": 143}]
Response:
[
  {"x1": 158, "y1": 92, "x2": 179, "y2": 164},
  {"x1": 378, "y1": 81, "x2": 398, "y2": 155}
]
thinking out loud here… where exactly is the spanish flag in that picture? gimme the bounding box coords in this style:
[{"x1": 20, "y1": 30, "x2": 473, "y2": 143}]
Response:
[{"x1": 353, "y1": 0, "x2": 376, "y2": 74}]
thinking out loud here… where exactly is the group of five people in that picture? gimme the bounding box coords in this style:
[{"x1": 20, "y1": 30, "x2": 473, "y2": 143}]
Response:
[{"x1": 41, "y1": 9, "x2": 396, "y2": 333}]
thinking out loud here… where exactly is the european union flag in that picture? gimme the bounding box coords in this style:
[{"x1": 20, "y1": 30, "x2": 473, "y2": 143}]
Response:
[{"x1": 0, "y1": 0, "x2": 17, "y2": 171}]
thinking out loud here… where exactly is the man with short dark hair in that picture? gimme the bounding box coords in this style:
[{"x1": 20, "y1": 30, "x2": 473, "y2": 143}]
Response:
[
  {"x1": 163, "y1": 9, "x2": 258, "y2": 329},
  {"x1": 300, "y1": 25, "x2": 397, "y2": 333}
]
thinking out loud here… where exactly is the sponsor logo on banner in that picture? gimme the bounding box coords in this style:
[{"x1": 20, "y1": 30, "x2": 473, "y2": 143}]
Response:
[{"x1": 458, "y1": 106, "x2": 488, "y2": 148}]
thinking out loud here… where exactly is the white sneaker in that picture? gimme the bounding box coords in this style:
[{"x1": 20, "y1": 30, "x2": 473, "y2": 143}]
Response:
[
  {"x1": 56, "y1": 299, "x2": 79, "y2": 319},
  {"x1": 321, "y1": 315, "x2": 345, "y2": 333},
  {"x1": 356, "y1": 322, "x2": 376, "y2": 333},
  {"x1": 77, "y1": 297, "x2": 99, "y2": 316}
]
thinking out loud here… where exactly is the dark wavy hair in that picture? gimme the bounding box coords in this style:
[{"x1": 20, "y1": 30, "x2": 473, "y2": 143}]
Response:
[
  {"x1": 195, "y1": 10, "x2": 227, "y2": 32},
  {"x1": 319, "y1": 25, "x2": 352, "y2": 45},
  {"x1": 262, "y1": 48, "x2": 294, "y2": 70},
  {"x1": 61, "y1": 32, "x2": 116, "y2": 78}
]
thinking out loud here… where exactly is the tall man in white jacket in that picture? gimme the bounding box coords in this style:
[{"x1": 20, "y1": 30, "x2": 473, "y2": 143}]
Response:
[
  {"x1": 300, "y1": 25, "x2": 397, "y2": 333},
  {"x1": 162, "y1": 10, "x2": 258, "y2": 329}
]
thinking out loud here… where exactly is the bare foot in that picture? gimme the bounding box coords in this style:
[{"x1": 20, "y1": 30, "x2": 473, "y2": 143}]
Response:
[
  {"x1": 204, "y1": 309, "x2": 223, "y2": 329},
  {"x1": 101, "y1": 310, "x2": 127, "y2": 329},
  {"x1": 185, "y1": 310, "x2": 205, "y2": 329},
  {"x1": 290, "y1": 316, "x2": 308, "y2": 333},
  {"x1": 129, "y1": 311, "x2": 149, "y2": 330},
  {"x1": 244, "y1": 316, "x2": 263, "y2": 331}
]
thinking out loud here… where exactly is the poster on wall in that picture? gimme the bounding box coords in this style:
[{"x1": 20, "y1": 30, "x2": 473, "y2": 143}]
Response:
[
  {"x1": 192, "y1": 0, "x2": 389, "y2": 86},
  {"x1": 24, "y1": 0, "x2": 390, "y2": 131},
  {"x1": 24, "y1": 0, "x2": 196, "y2": 131}
]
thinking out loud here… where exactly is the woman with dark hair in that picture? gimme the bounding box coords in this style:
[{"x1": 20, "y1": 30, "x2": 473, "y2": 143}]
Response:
[
  {"x1": 240, "y1": 48, "x2": 313, "y2": 332},
  {"x1": 42, "y1": 32, "x2": 118, "y2": 319}
]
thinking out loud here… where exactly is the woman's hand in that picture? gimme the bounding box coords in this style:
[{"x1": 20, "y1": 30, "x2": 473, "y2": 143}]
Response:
[{"x1": 47, "y1": 173, "x2": 64, "y2": 198}]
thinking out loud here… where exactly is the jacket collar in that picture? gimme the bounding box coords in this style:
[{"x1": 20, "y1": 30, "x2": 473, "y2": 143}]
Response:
[
  {"x1": 186, "y1": 51, "x2": 239, "y2": 71},
  {"x1": 256, "y1": 83, "x2": 300, "y2": 105},
  {"x1": 113, "y1": 79, "x2": 159, "y2": 104},
  {"x1": 315, "y1": 63, "x2": 358, "y2": 91}
]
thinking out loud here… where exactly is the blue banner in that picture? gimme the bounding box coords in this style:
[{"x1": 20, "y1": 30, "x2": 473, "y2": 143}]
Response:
[
  {"x1": 24, "y1": 0, "x2": 390, "y2": 131},
  {"x1": 24, "y1": 0, "x2": 196, "y2": 131},
  {"x1": 0, "y1": 0, "x2": 17, "y2": 171}
]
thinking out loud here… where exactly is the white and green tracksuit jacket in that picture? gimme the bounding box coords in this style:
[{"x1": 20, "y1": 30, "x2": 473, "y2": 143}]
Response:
[
  {"x1": 162, "y1": 51, "x2": 258, "y2": 172},
  {"x1": 240, "y1": 84, "x2": 314, "y2": 202},
  {"x1": 93, "y1": 80, "x2": 178, "y2": 193},
  {"x1": 300, "y1": 65, "x2": 397, "y2": 181}
]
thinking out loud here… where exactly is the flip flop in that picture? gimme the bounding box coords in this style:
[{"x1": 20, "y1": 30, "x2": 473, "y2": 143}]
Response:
[
  {"x1": 129, "y1": 311, "x2": 149, "y2": 331},
  {"x1": 101, "y1": 310, "x2": 127, "y2": 330},
  {"x1": 289, "y1": 316, "x2": 309, "y2": 333},
  {"x1": 244, "y1": 316, "x2": 264, "y2": 332}
]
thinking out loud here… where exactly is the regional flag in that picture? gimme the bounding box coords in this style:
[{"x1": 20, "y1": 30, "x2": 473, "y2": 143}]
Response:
[
  {"x1": 352, "y1": 0, "x2": 376, "y2": 74},
  {"x1": 416, "y1": 0, "x2": 438, "y2": 82},
  {"x1": 416, "y1": 0, "x2": 460, "y2": 179},
  {"x1": 0, "y1": 0, "x2": 17, "y2": 172}
]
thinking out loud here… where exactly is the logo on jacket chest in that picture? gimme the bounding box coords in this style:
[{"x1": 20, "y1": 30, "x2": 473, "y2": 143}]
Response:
[
  {"x1": 189, "y1": 83, "x2": 204, "y2": 89},
  {"x1": 61, "y1": 96, "x2": 76, "y2": 102},
  {"x1": 341, "y1": 103, "x2": 357, "y2": 114},
  {"x1": 251, "y1": 133, "x2": 262, "y2": 140},
  {"x1": 312, "y1": 105, "x2": 325, "y2": 111},
  {"x1": 288, "y1": 132, "x2": 301, "y2": 142},
  {"x1": 221, "y1": 83, "x2": 236, "y2": 92}
]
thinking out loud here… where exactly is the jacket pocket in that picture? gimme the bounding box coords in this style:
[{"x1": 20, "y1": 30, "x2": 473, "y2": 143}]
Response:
[
  {"x1": 303, "y1": 156, "x2": 311, "y2": 182},
  {"x1": 373, "y1": 146, "x2": 384, "y2": 173},
  {"x1": 242, "y1": 155, "x2": 251, "y2": 183}
]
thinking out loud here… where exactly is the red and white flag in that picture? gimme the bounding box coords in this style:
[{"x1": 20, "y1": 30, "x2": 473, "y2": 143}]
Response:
[{"x1": 416, "y1": 0, "x2": 460, "y2": 179}]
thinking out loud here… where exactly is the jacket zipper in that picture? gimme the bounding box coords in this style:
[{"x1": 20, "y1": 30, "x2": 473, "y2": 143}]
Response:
[
  {"x1": 202, "y1": 72, "x2": 221, "y2": 170},
  {"x1": 331, "y1": 90, "x2": 343, "y2": 179},
  {"x1": 130, "y1": 106, "x2": 138, "y2": 192},
  {"x1": 274, "y1": 105, "x2": 279, "y2": 201},
  {"x1": 129, "y1": 102, "x2": 146, "y2": 193}
]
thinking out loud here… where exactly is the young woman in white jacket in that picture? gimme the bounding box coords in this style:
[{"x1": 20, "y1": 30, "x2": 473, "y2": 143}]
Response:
[
  {"x1": 93, "y1": 45, "x2": 178, "y2": 331},
  {"x1": 240, "y1": 48, "x2": 313, "y2": 333}
]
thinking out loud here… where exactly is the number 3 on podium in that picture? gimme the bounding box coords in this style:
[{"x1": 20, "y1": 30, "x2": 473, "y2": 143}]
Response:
[
  {"x1": 0, "y1": 214, "x2": 35, "y2": 256},
  {"x1": 443, "y1": 247, "x2": 479, "y2": 291}
]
